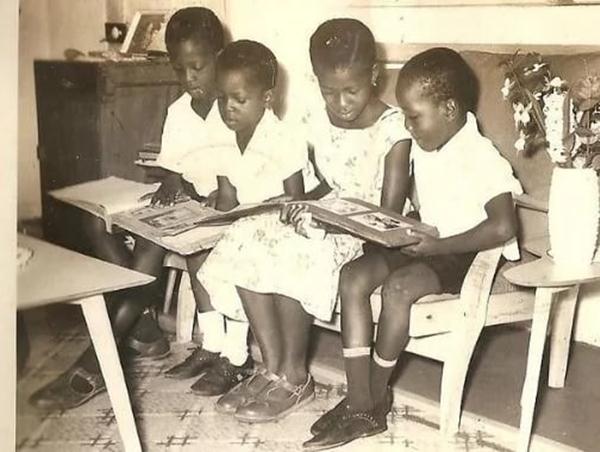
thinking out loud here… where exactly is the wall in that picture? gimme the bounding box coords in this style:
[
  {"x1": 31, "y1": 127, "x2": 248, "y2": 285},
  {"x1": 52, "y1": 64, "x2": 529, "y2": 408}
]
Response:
[{"x1": 18, "y1": 0, "x2": 106, "y2": 220}]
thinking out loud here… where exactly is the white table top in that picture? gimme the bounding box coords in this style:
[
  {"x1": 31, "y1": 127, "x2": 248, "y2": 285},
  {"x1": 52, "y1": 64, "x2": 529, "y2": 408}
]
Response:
[
  {"x1": 504, "y1": 255, "x2": 600, "y2": 288},
  {"x1": 17, "y1": 234, "x2": 155, "y2": 310}
]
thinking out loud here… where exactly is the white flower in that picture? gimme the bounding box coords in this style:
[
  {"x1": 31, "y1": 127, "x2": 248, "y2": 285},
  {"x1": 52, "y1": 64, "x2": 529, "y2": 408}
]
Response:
[
  {"x1": 523, "y1": 62, "x2": 547, "y2": 76},
  {"x1": 573, "y1": 155, "x2": 587, "y2": 168},
  {"x1": 501, "y1": 78, "x2": 514, "y2": 99},
  {"x1": 513, "y1": 102, "x2": 532, "y2": 126},
  {"x1": 548, "y1": 76, "x2": 566, "y2": 90},
  {"x1": 514, "y1": 131, "x2": 526, "y2": 152}
]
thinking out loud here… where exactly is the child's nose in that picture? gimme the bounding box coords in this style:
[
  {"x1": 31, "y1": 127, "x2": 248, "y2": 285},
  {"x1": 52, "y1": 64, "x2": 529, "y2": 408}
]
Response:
[{"x1": 184, "y1": 68, "x2": 198, "y2": 84}]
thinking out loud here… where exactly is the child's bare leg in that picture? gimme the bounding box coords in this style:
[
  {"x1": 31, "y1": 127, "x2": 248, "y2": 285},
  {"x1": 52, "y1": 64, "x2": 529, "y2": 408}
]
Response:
[
  {"x1": 186, "y1": 251, "x2": 213, "y2": 312},
  {"x1": 371, "y1": 262, "x2": 441, "y2": 403},
  {"x1": 339, "y1": 252, "x2": 391, "y2": 411},
  {"x1": 82, "y1": 214, "x2": 131, "y2": 267},
  {"x1": 77, "y1": 239, "x2": 168, "y2": 374},
  {"x1": 274, "y1": 294, "x2": 313, "y2": 385},
  {"x1": 238, "y1": 287, "x2": 282, "y2": 375}
]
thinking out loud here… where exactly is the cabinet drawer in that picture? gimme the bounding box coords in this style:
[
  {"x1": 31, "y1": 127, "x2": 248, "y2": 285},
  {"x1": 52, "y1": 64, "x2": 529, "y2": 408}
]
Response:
[{"x1": 34, "y1": 61, "x2": 99, "y2": 98}]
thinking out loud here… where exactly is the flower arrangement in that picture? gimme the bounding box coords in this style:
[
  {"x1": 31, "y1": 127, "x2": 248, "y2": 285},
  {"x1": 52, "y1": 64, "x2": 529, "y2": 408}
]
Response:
[{"x1": 501, "y1": 51, "x2": 600, "y2": 169}]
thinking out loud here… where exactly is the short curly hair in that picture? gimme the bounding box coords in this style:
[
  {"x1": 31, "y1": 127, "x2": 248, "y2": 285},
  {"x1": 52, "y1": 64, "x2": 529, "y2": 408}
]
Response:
[
  {"x1": 165, "y1": 7, "x2": 224, "y2": 54},
  {"x1": 216, "y1": 40, "x2": 278, "y2": 90},
  {"x1": 309, "y1": 18, "x2": 376, "y2": 74},
  {"x1": 396, "y1": 47, "x2": 479, "y2": 112}
]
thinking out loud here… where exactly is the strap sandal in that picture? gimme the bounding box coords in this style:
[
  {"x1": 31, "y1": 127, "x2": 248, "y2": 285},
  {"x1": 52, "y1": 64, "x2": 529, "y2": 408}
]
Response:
[
  {"x1": 29, "y1": 366, "x2": 106, "y2": 411},
  {"x1": 235, "y1": 373, "x2": 315, "y2": 423},
  {"x1": 215, "y1": 367, "x2": 279, "y2": 414}
]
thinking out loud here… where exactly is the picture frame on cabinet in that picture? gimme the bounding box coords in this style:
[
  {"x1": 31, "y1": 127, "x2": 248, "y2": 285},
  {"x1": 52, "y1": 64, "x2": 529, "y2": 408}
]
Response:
[{"x1": 120, "y1": 10, "x2": 168, "y2": 55}]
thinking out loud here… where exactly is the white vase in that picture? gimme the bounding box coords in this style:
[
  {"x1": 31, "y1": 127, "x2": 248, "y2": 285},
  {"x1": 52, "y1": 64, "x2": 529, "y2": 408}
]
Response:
[{"x1": 548, "y1": 167, "x2": 599, "y2": 268}]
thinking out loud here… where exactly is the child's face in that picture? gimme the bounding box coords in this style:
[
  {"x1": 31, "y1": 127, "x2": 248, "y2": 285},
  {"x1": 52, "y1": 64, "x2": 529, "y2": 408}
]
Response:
[
  {"x1": 315, "y1": 65, "x2": 375, "y2": 126},
  {"x1": 396, "y1": 81, "x2": 455, "y2": 152},
  {"x1": 169, "y1": 39, "x2": 217, "y2": 101},
  {"x1": 217, "y1": 69, "x2": 268, "y2": 133}
]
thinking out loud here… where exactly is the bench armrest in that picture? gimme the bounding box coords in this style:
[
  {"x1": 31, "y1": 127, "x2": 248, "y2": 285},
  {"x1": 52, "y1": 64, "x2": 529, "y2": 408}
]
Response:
[{"x1": 457, "y1": 245, "x2": 505, "y2": 328}]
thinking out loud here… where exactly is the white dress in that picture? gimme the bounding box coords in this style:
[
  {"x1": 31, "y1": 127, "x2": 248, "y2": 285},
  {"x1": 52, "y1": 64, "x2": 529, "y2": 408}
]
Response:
[{"x1": 197, "y1": 106, "x2": 410, "y2": 321}]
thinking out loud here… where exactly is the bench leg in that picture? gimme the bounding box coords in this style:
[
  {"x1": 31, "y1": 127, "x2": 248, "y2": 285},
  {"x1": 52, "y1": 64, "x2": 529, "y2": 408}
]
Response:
[
  {"x1": 548, "y1": 286, "x2": 579, "y2": 388},
  {"x1": 517, "y1": 287, "x2": 556, "y2": 452},
  {"x1": 439, "y1": 327, "x2": 482, "y2": 437},
  {"x1": 176, "y1": 272, "x2": 196, "y2": 343},
  {"x1": 78, "y1": 295, "x2": 142, "y2": 452},
  {"x1": 163, "y1": 268, "x2": 178, "y2": 315}
]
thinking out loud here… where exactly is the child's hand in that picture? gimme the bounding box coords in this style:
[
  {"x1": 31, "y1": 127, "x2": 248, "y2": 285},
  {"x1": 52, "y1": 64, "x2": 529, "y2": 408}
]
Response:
[
  {"x1": 149, "y1": 183, "x2": 182, "y2": 207},
  {"x1": 402, "y1": 230, "x2": 441, "y2": 257},
  {"x1": 280, "y1": 203, "x2": 307, "y2": 224},
  {"x1": 280, "y1": 204, "x2": 325, "y2": 239}
]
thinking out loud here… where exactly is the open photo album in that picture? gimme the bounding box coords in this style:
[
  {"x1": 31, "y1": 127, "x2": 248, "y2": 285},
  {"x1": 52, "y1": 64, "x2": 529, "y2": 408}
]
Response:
[
  {"x1": 301, "y1": 198, "x2": 438, "y2": 248},
  {"x1": 50, "y1": 178, "x2": 437, "y2": 253}
]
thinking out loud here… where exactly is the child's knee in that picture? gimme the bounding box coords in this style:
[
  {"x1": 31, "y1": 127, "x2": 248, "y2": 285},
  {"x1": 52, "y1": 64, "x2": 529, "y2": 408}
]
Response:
[{"x1": 339, "y1": 262, "x2": 373, "y2": 300}]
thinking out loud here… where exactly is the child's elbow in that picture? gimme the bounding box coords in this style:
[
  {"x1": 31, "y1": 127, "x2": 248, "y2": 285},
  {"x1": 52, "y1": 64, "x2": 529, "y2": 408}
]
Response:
[{"x1": 493, "y1": 218, "x2": 518, "y2": 244}]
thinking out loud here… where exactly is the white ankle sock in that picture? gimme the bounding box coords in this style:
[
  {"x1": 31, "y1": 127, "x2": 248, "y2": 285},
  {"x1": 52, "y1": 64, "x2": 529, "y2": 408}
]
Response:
[
  {"x1": 221, "y1": 319, "x2": 249, "y2": 366},
  {"x1": 197, "y1": 311, "x2": 225, "y2": 353}
]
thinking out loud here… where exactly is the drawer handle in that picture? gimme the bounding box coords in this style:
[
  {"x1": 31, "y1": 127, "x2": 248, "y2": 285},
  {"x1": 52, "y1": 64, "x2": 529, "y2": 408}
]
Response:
[{"x1": 60, "y1": 78, "x2": 75, "y2": 89}]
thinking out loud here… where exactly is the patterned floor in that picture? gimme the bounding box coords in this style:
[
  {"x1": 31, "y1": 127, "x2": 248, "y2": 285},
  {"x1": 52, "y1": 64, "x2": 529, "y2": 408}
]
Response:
[{"x1": 16, "y1": 314, "x2": 570, "y2": 452}]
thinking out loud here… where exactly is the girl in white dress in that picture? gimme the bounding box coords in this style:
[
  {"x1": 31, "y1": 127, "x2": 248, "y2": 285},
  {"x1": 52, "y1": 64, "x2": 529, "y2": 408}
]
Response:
[{"x1": 197, "y1": 18, "x2": 412, "y2": 423}]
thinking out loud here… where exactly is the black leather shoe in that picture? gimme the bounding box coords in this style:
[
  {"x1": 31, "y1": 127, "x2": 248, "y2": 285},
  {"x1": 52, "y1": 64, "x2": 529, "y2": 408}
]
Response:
[
  {"x1": 303, "y1": 407, "x2": 387, "y2": 451},
  {"x1": 29, "y1": 366, "x2": 106, "y2": 411},
  {"x1": 310, "y1": 397, "x2": 350, "y2": 436},
  {"x1": 164, "y1": 347, "x2": 220, "y2": 379},
  {"x1": 124, "y1": 335, "x2": 170, "y2": 360},
  {"x1": 190, "y1": 356, "x2": 254, "y2": 396},
  {"x1": 310, "y1": 386, "x2": 392, "y2": 437}
]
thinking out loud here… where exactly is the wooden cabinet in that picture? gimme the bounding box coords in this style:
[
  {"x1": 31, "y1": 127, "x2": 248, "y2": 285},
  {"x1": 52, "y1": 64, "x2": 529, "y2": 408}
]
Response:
[{"x1": 34, "y1": 59, "x2": 180, "y2": 252}]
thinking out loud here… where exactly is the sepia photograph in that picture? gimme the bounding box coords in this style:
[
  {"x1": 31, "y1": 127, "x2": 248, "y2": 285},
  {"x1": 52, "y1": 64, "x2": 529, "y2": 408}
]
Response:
[{"x1": 9, "y1": 0, "x2": 600, "y2": 451}]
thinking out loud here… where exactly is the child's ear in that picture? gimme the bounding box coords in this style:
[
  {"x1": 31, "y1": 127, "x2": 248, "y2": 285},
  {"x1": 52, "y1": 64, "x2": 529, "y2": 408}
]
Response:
[
  {"x1": 263, "y1": 89, "x2": 274, "y2": 108},
  {"x1": 370, "y1": 63, "x2": 380, "y2": 87},
  {"x1": 443, "y1": 98, "x2": 459, "y2": 120}
]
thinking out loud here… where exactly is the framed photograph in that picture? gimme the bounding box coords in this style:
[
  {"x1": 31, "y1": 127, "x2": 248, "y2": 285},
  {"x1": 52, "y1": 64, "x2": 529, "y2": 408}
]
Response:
[{"x1": 120, "y1": 10, "x2": 168, "y2": 55}]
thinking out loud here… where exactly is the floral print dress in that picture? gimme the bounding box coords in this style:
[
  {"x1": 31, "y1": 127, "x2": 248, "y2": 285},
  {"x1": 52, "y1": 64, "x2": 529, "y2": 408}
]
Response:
[{"x1": 197, "y1": 105, "x2": 410, "y2": 322}]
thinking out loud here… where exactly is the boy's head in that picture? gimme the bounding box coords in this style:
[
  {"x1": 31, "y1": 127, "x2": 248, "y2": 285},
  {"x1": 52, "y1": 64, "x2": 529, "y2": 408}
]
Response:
[
  {"x1": 165, "y1": 7, "x2": 224, "y2": 101},
  {"x1": 309, "y1": 18, "x2": 379, "y2": 126},
  {"x1": 216, "y1": 40, "x2": 278, "y2": 133},
  {"x1": 395, "y1": 47, "x2": 479, "y2": 151}
]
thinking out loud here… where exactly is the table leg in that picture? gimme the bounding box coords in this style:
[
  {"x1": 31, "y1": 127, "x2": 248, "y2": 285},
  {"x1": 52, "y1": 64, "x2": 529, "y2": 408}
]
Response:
[
  {"x1": 548, "y1": 285, "x2": 579, "y2": 388},
  {"x1": 517, "y1": 287, "x2": 559, "y2": 452},
  {"x1": 78, "y1": 294, "x2": 142, "y2": 452}
]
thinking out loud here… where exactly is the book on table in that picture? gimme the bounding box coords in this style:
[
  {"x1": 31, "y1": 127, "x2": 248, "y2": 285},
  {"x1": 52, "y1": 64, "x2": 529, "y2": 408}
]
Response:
[{"x1": 49, "y1": 177, "x2": 282, "y2": 254}]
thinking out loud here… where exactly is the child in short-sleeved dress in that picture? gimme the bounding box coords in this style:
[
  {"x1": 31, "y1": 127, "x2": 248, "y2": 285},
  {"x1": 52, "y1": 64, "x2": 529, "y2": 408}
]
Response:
[
  {"x1": 199, "y1": 103, "x2": 409, "y2": 322},
  {"x1": 197, "y1": 18, "x2": 413, "y2": 423},
  {"x1": 164, "y1": 39, "x2": 308, "y2": 398},
  {"x1": 304, "y1": 48, "x2": 523, "y2": 450}
]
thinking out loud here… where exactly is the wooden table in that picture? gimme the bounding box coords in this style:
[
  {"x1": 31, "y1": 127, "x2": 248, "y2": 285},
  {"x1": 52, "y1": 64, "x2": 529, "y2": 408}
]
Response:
[
  {"x1": 18, "y1": 234, "x2": 155, "y2": 452},
  {"x1": 504, "y1": 255, "x2": 600, "y2": 452}
]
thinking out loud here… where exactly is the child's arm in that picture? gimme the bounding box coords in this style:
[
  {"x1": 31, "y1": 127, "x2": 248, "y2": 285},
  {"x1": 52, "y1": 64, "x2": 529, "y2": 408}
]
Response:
[
  {"x1": 215, "y1": 176, "x2": 239, "y2": 211},
  {"x1": 380, "y1": 139, "x2": 412, "y2": 212},
  {"x1": 149, "y1": 171, "x2": 186, "y2": 206},
  {"x1": 302, "y1": 146, "x2": 332, "y2": 201},
  {"x1": 403, "y1": 192, "x2": 517, "y2": 257}
]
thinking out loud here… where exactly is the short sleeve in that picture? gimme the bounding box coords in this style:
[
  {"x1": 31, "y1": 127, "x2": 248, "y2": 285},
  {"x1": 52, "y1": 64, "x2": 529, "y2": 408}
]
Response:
[
  {"x1": 475, "y1": 143, "x2": 523, "y2": 205},
  {"x1": 155, "y1": 109, "x2": 181, "y2": 172},
  {"x1": 379, "y1": 108, "x2": 412, "y2": 151}
]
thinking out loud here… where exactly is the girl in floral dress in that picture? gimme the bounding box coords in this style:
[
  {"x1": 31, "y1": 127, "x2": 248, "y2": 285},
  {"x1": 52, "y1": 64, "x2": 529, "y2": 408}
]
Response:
[{"x1": 197, "y1": 18, "x2": 412, "y2": 422}]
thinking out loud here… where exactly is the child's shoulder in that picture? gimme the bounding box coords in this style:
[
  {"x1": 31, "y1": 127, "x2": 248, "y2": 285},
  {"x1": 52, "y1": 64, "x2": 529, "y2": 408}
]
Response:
[{"x1": 167, "y1": 92, "x2": 193, "y2": 114}]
